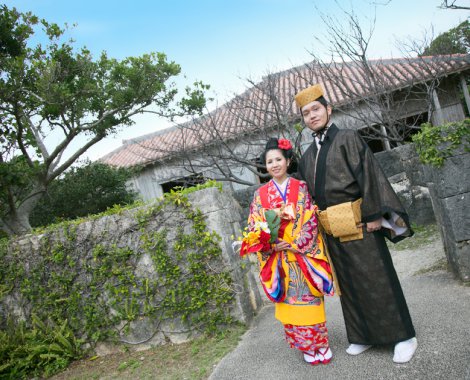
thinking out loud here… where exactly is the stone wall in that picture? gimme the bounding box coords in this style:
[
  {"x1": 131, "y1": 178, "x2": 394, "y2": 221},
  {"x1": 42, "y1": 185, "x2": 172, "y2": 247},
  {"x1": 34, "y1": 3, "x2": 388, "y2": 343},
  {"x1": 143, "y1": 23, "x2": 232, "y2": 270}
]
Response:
[
  {"x1": 189, "y1": 187, "x2": 264, "y2": 319},
  {"x1": 423, "y1": 145, "x2": 470, "y2": 282},
  {"x1": 0, "y1": 187, "x2": 264, "y2": 353},
  {"x1": 375, "y1": 143, "x2": 435, "y2": 226}
]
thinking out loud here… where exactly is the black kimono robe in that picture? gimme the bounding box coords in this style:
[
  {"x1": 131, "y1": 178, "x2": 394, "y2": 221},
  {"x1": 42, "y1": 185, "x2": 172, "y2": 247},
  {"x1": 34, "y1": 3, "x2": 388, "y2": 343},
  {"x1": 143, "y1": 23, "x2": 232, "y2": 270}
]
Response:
[{"x1": 297, "y1": 124, "x2": 416, "y2": 345}]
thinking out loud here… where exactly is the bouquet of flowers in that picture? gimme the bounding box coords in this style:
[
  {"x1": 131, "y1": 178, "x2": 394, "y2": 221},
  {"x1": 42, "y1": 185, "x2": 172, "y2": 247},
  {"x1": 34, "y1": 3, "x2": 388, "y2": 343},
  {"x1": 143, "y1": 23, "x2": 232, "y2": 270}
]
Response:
[{"x1": 239, "y1": 210, "x2": 281, "y2": 256}]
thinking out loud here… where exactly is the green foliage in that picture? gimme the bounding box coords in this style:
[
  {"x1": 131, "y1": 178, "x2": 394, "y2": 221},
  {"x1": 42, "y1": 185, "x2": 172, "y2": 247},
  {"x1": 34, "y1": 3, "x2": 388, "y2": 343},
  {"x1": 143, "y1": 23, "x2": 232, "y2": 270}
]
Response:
[
  {"x1": 51, "y1": 323, "x2": 247, "y2": 380},
  {"x1": 137, "y1": 184, "x2": 234, "y2": 333},
  {"x1": 0, "y1": 315, "x2": 82, "y2": 379},
  {"x1": 29, "y1": 162, "x2": 137, "y2": 227},
  {"x1": 0, "y1": 182, "x2": 235, "y2": 379},
  {"x1": 412, "y1": 119, "x2": 470, "y2": 167},
  {"x1": 388, "y1": 223, "x2": 439, "y2": 251},
  {"x1": 0, "y1": 5, "x2": 209, "y2": 235},
  {"x1": 264, "y1": 209, "x2": 280, "y2": 243},
  {"x1": 168, "y1": 179, "x2": 223, "y2": 196},
  {"x1": 422, "y1": 20, "x2": 470, "y2": 56},
  {"x1": 117, "y1": 358, "x2": 141, "y2": 372},
  {"x1": 0, "y1": 5, "x2": 29, "y2": 58}
]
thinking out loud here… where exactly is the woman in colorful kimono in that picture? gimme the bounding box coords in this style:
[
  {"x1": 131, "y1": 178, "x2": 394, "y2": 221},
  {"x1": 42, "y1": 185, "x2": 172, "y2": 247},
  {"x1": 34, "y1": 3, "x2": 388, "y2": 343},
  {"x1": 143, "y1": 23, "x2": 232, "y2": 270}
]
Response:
[{"x1": 240, "y1": 137, "x2": 335, "y2": 365}]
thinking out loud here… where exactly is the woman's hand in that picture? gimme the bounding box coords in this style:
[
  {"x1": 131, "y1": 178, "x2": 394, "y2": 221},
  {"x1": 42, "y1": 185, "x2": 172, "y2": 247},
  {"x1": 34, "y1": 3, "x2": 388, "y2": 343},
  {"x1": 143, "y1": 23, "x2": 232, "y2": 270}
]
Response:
[{"x1": 273, "y1": 240, "x2": 292, "y2": 252}]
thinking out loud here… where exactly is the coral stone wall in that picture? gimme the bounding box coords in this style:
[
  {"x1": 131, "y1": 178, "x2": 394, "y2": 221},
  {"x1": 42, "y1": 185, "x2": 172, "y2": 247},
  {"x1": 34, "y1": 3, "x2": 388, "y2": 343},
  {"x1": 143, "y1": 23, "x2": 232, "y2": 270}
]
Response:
[{"x1": 0, "y1": 187, "x2": 263, "y2": 354}]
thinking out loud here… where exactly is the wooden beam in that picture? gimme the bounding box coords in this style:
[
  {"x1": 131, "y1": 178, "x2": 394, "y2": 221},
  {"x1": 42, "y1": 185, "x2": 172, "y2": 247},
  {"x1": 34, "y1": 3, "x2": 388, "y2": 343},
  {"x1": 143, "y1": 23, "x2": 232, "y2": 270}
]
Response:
[
  {"x1": 460, "y1": 75, "x2": 470, "y2": 116},
  {"x1": 432, "y1": 89, "x2": 444, "y2": 126}
]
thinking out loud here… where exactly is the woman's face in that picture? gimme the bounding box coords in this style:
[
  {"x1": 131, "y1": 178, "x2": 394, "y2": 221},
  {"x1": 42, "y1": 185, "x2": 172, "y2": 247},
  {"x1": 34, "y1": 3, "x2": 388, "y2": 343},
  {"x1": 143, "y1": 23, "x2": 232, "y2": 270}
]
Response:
[{"x1": 265, "y1": 149, "x2": 289, "y2": 182}]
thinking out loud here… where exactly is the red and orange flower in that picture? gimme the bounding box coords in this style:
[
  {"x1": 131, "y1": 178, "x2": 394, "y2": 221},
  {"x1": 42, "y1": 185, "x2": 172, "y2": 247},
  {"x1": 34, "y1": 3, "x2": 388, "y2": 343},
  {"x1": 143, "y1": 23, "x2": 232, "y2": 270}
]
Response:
[
  {"x1": 278, "y1": 139, "x2": 292, "y2": 150},
  {"x1": 239, "y1": 221, "x2": 272, "y2": 256}
]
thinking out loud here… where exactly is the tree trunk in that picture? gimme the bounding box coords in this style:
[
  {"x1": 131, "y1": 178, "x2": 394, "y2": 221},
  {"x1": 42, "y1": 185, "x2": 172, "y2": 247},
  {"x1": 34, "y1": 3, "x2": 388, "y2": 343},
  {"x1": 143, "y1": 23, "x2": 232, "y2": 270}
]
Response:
[
  {"x1": 0, "y1": 185, "x2": 46, "y2": 236},
  {"x1": 1, "y1": 214, "x2": 31, "y2": 236},
  {"x1": 1, "y1": 211, "x2": 32, "y2": 236}
]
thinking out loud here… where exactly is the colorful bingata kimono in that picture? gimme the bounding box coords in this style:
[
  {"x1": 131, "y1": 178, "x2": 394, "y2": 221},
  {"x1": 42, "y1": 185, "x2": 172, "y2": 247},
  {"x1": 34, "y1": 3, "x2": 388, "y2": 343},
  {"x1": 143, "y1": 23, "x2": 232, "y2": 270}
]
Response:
[{"x1": 246, "y1": 177, "x2": 334, "y2": 355}]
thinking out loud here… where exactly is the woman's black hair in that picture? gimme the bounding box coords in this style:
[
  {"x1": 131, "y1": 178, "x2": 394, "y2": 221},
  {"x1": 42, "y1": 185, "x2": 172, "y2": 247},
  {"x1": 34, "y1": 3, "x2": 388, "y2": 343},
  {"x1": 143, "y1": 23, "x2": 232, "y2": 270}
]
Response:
[{"x1": 260, "y1": 138, "x2": 293, "y2": 163}]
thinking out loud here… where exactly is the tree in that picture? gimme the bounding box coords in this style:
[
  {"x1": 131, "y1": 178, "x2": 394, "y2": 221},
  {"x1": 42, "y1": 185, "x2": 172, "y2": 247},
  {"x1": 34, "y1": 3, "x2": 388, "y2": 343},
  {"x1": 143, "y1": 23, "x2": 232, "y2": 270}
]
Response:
[
  {"x1": 423, "y1": 20, "x2": 470, "y2": 55},
  {"x1": 132, "y1": 4, "x2": 451, "y2": 188},
  {"x1": 0, "y1": 6, "x2": 208, "y2": 236},
  {"x1": 298, "y1": 4, "x2": 458, "y2": 151},
  {"x1": 29, "y1": 162, "x2": 137, "y2": 228},
  {"x1": 439, "y1": 0, "x2": 470, "y2": 10},
  {"x1": 122, "y1": 72, "x2": 302, "y2": 188}
]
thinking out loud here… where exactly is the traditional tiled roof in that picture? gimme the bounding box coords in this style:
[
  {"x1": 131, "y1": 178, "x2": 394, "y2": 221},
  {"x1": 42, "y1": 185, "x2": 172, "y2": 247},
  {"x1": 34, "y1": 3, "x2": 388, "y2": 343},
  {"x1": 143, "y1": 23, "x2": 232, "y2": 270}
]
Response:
[{"x1": 101, "y1": 54, "x2": 470, "y2": 168}]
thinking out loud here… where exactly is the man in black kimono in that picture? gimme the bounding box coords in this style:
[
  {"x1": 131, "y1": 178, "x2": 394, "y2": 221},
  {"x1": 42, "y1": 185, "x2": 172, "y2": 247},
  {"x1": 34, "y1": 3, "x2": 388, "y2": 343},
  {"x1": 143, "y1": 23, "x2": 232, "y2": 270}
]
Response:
[{"x1": 294, "y1": 84, "x2": 418, "y2": 364}]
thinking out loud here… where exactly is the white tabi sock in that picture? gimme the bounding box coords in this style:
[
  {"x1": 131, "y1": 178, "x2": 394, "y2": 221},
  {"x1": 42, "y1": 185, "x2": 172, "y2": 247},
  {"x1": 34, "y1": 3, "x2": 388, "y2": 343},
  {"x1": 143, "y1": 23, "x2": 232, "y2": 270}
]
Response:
[
  {"x1": 346, "y1": 343, "x2": 372, "y2": 355},
  {"x1": 393, "y1": 337, "x2": 418, "y2": 363}
]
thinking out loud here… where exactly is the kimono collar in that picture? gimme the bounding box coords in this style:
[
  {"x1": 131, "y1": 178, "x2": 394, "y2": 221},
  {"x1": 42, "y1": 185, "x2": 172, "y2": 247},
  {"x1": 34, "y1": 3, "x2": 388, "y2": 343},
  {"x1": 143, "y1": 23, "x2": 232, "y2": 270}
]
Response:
[
  {"x1": 313, "y1": 123, "x2": 339, "y2": 146},
  {"x1": 272, "y1": 177, "x2": 290, "y2": 203},
  {"x1": 312, "y1": 121, "x2": 333, "y2": 145},
  {"x1": 311, "y1": 121, "x2": 332, "y2": 137},
  {"x1": 259, "y1": 178, "x2": 300, "y2": 209}
]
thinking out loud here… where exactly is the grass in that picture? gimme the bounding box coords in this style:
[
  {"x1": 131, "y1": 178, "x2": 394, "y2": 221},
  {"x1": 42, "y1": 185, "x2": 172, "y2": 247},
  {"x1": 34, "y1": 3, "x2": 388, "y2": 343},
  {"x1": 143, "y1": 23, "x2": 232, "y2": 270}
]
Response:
[
  {"x1": 414, "y1": 257, "x2": 448, "y2": 275},
  {"x1": 388, "y1": 223, "x2": 440, "y2": 251},
  {"x1": 36, "y1": 223, "x2": 449, "y2": 379},
  {"x1": 49, "y1": 324, "x2": 247, "y2": 380}
]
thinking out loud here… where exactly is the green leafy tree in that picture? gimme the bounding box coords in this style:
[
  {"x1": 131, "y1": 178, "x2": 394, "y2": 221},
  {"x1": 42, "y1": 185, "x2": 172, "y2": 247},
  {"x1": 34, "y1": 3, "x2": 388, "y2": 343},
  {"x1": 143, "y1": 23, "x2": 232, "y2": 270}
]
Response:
[
  {"x1": 423, "y1": 20, "x2": 470, "y2": 55},
  {"x1": 29, "y1": 162, "x2": 138, "y2": 227},
  {"x1": 0, "y1": 6, "x2": 208, "y2": 236}
]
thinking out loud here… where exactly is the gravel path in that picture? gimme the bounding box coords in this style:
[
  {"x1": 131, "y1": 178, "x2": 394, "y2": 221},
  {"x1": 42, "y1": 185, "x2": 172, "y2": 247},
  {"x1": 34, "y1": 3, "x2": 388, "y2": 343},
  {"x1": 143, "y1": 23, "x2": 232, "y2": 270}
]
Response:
[
  {"x1": 210, "y1": 230, "x2": 470, "y2": 380},
  {"x1": 390, "y1": 232, "x2": 446, "y2": 278}
]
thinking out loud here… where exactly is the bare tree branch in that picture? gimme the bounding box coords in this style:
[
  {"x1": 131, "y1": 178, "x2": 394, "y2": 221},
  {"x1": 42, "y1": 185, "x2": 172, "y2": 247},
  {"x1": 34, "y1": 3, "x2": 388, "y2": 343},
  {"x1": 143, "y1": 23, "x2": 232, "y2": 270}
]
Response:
[{"x1": 439, "y1": 0, "x2": 470, "y2": 10}]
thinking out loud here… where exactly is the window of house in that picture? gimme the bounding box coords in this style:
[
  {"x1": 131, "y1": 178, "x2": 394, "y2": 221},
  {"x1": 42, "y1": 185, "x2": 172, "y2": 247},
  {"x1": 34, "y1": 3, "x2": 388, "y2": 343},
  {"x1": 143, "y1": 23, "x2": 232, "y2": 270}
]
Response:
[
  {"x1": 358, "y1": 126, "x2": 386, "y2": 153},
  {"x1": 359, "y1": 112, "x2": 428, "y2": 152},
  {"x1": 396, "y1": 112, "x2": 428, "y2": 143},
  {"x1": 254, "y1": 156, "x2": 270, "y2": 184},
  {"x1": 161, "y1": 173, "x2": 206, "y2": 193}
]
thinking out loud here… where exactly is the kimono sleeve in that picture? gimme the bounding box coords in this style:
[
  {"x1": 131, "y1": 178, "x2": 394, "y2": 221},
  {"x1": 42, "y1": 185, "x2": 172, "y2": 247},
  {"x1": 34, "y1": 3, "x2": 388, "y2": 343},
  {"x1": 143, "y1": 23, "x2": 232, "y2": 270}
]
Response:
[
  {"x1": 289, "y1": 182, "x2": 320, "y2": 256},
  {"x1": 345, "y1": 131, "x2": 413, "y2": 242}
]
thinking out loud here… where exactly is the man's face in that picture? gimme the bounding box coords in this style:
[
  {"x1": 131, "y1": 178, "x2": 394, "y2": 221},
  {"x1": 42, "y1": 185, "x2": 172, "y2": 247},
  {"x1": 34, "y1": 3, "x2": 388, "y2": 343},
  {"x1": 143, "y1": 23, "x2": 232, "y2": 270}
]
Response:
[{"x1": 301, "y1": 100, "x2": 331, "y2": 133}]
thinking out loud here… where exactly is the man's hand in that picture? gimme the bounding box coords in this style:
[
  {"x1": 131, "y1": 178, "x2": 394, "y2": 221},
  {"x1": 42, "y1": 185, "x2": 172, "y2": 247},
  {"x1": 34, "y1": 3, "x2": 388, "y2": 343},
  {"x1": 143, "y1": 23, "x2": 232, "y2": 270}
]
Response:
[{"x1": 366, "y1": 219, "x2": 382, "y2": 233}]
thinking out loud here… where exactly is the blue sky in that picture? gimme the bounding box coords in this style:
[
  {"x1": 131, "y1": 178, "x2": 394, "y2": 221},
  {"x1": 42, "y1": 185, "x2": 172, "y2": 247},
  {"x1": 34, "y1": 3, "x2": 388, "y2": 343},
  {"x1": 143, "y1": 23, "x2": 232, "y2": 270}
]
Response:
[{"x1": 3, "y1": 0, "x2": 469, "y2": 160}]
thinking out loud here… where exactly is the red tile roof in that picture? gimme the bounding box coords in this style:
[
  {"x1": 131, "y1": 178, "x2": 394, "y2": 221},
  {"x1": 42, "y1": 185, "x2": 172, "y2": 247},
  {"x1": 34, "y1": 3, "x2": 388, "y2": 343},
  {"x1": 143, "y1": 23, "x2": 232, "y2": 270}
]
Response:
[{"x1": 101, "y1": 55, "x2": 470, "y2": 168}]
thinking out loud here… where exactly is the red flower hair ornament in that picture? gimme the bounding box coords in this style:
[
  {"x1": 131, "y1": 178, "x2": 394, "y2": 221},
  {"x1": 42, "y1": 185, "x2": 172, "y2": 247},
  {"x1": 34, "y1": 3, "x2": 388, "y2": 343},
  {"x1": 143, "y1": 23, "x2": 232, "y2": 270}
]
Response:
[{"x1": 278, "y1": 139, "x2": 292, "y2": 150}]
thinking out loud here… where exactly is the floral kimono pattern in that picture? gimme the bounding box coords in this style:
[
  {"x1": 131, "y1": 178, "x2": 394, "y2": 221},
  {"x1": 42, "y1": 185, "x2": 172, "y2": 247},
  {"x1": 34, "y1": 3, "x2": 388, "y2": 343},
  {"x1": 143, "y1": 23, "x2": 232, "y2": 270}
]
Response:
[{"x1": 247, "y1": 178, "x2": 334, "y2": 302}]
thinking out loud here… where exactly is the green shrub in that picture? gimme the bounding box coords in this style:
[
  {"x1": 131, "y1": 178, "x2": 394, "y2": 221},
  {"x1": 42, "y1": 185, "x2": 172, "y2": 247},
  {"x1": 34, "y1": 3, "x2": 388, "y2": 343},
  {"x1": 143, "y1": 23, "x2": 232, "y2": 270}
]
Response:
[
  {"x1": 0, "y1": 181, "x2": 235, "y2": 379},
  {"x1": 412, "y1": 119, "x2": 470, "y2": 167},
  {"x1": 0, "y1": 315, "x2": 82, "y2": 380},
  {"x1": 30, "y1": 162, "x2": 137, "y2": 228}
]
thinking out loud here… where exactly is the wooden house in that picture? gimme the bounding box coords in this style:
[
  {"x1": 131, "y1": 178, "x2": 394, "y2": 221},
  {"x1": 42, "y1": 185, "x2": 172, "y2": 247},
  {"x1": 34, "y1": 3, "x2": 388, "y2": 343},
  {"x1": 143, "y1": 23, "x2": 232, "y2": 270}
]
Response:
[{"x1": 101, "y1": 55, "x2": 470, "y2": 201}]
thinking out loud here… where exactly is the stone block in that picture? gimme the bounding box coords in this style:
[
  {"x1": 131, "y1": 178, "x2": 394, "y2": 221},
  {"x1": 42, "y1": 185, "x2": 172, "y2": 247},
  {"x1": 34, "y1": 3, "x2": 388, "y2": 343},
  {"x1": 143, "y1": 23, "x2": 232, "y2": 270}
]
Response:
[
  {"x1": 454, "y1": 240, "x2": 470, "y2": 282},
  {"x1": 426, "y1": 153, "x2": 470, "y2": 198},
  {"x1": 428, "y1": 183, "x2": 470, "y2": 282},
  {"x1": 389, "y1": 172, "x2": 408, "y2": 185},
  {"x1": 440, "y1": 192, "x2": 470, "y2": 242},
  {"x1": 375, "y1": 148, "x2": 405, "y2": 177},
  {"x1": 405, "y1": 154, "x2": 428, "y2": 186},
  {"x1": 410, "y1": 186, "x2": 435, "y2": 225}
]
